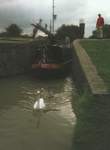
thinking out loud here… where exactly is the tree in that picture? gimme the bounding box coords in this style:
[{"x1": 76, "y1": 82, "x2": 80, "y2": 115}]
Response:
[
  {"x1": 89, "y1": 30, "x2": 97, "y2": 39},
  {"x1": 103, "y1": 24, "x2": 110, "y2": 38},
  {"x1": 90, "y1": 24, "x2": 110, "y2": 39},
  {"x1": 6, "y1": 24, "x2": 22, "y2": 37},
  {"x1": 55, "y1": 24, "x2": 80, "y2": 41}
]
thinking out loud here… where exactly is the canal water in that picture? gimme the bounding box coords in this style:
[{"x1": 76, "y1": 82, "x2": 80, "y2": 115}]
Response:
[{"x1": 0, "y1": 75, "x2": 76, "y2": 150}]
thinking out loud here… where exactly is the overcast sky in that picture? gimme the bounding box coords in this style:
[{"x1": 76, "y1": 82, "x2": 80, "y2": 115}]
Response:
[{"x1": 0, "y1": 0, "x2": 110, "y2": 37}]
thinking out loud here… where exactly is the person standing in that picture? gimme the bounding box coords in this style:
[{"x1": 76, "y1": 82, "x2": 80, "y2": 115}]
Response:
[{"x1": 96, "y1": 14, "x2": 104, "y2": 38}]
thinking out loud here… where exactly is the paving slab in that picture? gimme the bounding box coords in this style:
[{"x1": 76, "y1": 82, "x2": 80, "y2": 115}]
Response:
[{"x1": 73, "y1": 39, "x2": 109, "y2": 96}]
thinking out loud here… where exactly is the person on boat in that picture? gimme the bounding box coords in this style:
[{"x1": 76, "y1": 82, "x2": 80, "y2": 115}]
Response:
[
  {"x1": 39, "y1": 19, "x2": 42, "y2": 26},
  {"x1": 96, "y1": 14, "x2": 104, "y2": 38},
  {"x1": 32, "y1": 27, "x2": 38, "y2": 39}
]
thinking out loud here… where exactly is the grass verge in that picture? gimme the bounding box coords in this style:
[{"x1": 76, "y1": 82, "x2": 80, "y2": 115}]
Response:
[
  {"x1": 80, "y1": 40, "x2": 110, "y2": 90},
  {"x1": 0, "y1": 37, "x2": 32, "y2": 43},
  {"x1": 72, "y1": 88, "x2": 110, "y2": 150}
]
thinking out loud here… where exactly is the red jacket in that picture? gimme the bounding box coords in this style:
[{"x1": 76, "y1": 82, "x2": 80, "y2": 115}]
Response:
[{"x1": 96, "y1": 17, "x2": 104, "y2": 27}]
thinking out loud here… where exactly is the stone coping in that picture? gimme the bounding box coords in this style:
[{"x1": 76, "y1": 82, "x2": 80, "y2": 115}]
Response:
[{"x1": 73, "y1": 39, "x2": 109, "y2": 95}]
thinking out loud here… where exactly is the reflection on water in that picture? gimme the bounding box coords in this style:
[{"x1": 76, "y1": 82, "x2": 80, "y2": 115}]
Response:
[{"x1": 0, "y1": 75, "x2": 76, "y2": 150}]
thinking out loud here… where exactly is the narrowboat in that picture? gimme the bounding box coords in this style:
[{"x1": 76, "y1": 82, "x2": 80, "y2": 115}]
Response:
[{"x1": 32, "y1": 44, "x2": 73, "y2": 77}]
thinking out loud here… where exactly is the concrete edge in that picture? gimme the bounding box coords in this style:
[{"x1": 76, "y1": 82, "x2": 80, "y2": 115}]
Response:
[{"x1": 72, "y1": 39, "x2": 109, "y2": 96}]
